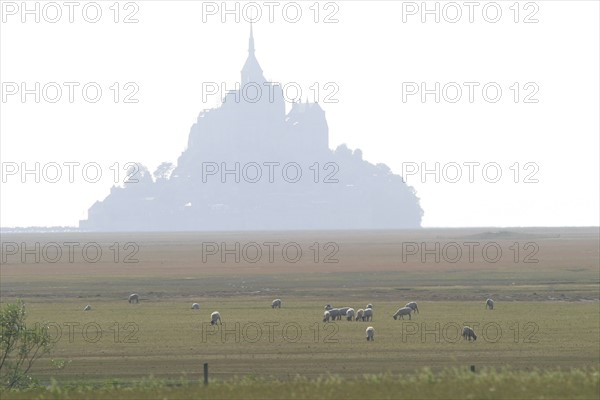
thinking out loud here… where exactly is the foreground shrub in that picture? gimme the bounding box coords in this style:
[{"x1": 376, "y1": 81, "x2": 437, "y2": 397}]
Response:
[{"x1": 0, "y1": 301, "x2": 53, "y2": 389}]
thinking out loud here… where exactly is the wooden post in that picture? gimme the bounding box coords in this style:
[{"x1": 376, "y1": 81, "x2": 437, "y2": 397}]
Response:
[
  {"x1": 204, "y1": 363, "x2": 209, "y2": 385},
  {"x1": 470, "y1": 365, "x2": 475, "y2": 373}
]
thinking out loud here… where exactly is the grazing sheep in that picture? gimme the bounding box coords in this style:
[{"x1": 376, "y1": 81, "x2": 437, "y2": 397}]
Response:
[
  {"x1": 486, "y1": 298, "x2": 494, "y2": 310},
  {"x1": 128, "y1": 293, "x2": 139, "y2": 304},
  {"x1": 272, "y1": 299, "x2": 282, "y2": 309},
  {"x1": 356, "y1": 309, "x2": 365, "y2": 322},
  {"x1": 84, "y1": 305, "x2": 91, "y2": 311},
  {"x1": 366, "y1": 326, "x2": 375, "y2": 341},
  {"x1": 210, "y1": 311, "x2": 222, "y2": 325},
  {"x1": 191, "y1": 303, "x2": 200, "y2": 310},
  {"x1": 346, "y1": 308, "x2": 355, "y2": 321},
  {"x1": 328, "y1": 308, "x2": 343, "y2": 321},
  {"x1": 393, "y1": 307, "x2": 412, "y2": 320},
  {"x1": 462, "y1": 326, "x2": 477, "y2": 341},
  {"x1": 338, "y1": 307, "x2": 351, "y2": 316},
  {"x1": 363, "y1": 308, "x2": 373, "y2": 321},
  {"x1": 405, "y1": 301, "x2": 419, "y2": 314},
  {"x1": 324, "y1": 304, "x2": 333, "y2": 311},
  {"x1": 323, "y1": 310, "x2": 331, "y2": 322}
]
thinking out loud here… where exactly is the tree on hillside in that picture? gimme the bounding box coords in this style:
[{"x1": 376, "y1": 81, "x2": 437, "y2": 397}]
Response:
[{"x1": 153, "y1": 162, "x2": 175, "y2": 182}]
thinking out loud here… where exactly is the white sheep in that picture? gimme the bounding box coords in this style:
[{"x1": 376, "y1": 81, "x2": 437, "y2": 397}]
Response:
[
  {"x1": 338, "y1": 307, "x2": 351, "y2": 318},
  {"x1": 191, "y1": 303, "x2": 200, "y2": 310},
  {"x1": 272, "y1": 299, "x2": 282, "y2": 309},
  {"x1": 346, "y1": 308, "x2": 355, "y2": 321},
  {"x1": 84, "y1": 305, "x2": 91, "y2": 311},
  {"x1": 366, "y1": 326, "x2": 375, "y2": 341},
  {"x1": 210, "y1": 311, "x2": 222, "y2": 325},
  {"x1": 355, "y1": 309, "x2": 365, "y2": 322},
  {"x1": 128, "y1": 293, "x2": 139, "y2": 304},
  {"x1": 405, "y1": 301, "x2": 419, "y2": 314},
  {"x1": 328, "y1": 308, "x2": 342, "y2": 321},
  {"x1": 324, "y1": 304, "x2": 333, "y2": 311},
  {"x1": 323, "y1": 310, "x2": 331, "y2": 322},
  {"x1": 486, "y1": 298, "x2": 494, "y2": 310},
  {"x1": 366, "y1": 303, "x2": 373, "y2": 309},
  {"x1": 462, "y1": 326, "x2": 477, "y2": 341},
  {"x1": 393, "y1": 307, "x2": 412, "y2": 320},
  {"x1": 363, "y1": 308, "x2": 373, "y2": 321}
]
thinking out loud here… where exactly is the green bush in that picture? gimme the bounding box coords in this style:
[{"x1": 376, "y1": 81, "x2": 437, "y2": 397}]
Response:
[{"x1": 0, "y1": 301, "x2": 53, "y2": 389}]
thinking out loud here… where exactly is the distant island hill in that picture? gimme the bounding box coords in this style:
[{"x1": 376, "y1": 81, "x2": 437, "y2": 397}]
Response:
[{"x1": 79, "y1": 27, "x2": 423, "y2": 231}]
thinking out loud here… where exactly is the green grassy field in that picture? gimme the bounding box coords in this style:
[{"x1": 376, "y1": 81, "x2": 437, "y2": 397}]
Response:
[
  {"x1": 1, "y1": 228, "x2": 599, "y2": 398},
  {"x1": 10, "y1": 298, "x2": 599, "y2": 382}
]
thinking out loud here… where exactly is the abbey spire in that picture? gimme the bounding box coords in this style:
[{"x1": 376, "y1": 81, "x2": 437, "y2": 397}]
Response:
[
  {"x1": 249, "y1": 22, "x2": 255, "y2": 54},
  {"x1": 241, "y1": 23, "x2": 266, "y2": 86}
]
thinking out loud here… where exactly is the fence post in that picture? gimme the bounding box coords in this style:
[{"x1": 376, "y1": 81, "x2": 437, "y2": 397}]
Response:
[
  {"x1": 204, "y1": 362, "x2": 209, "y2": 385},
  {"x1": 470, "y1": 365, "x2": 475, "y2": 373}
]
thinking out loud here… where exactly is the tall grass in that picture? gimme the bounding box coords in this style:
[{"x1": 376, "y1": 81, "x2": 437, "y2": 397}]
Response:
[{"x1": 2, "y1": 367, "x2": 598, "y2": 400}]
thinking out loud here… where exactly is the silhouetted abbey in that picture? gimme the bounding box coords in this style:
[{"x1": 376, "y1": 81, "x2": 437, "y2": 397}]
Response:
[{"x1": 80, "y1": 28, "x2": 423, "y2": 231}]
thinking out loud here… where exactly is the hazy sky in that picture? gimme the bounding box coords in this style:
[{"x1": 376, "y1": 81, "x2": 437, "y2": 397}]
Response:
[{"x1": 1, "y1": 0, "x2": 599, "y2": 228}]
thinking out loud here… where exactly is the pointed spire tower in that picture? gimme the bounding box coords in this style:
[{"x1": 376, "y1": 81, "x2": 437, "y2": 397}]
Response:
[
  {"x1": 248, "y1": 22, "x2": 255, "y2": 54},
  {"x1": 241, "y1": 23, "x2": 266, "y2": 86}
]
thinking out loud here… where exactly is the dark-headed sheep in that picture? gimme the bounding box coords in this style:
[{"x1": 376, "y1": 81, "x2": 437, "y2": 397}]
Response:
[
  {"x1": 462, "y1": 326, "x2": 477, "y2": 341},
  {"x1": 210, "y1": 311, "x2": 222, "y2": 325}
]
